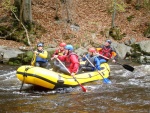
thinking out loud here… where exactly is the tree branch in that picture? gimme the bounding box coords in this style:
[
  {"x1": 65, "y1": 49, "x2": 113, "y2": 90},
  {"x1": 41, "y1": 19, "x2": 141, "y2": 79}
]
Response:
[
  {"x1": 11, "y1": 9, "x2": 31, "y2": 46},
  {"x1": 0, "y1": 28, "x2": 17, "y2": 39}
]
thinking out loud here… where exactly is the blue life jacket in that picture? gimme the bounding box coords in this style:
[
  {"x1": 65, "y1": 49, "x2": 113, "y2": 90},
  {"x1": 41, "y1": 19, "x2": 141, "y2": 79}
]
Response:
[
  {"x1": 36, "y1": 50, "x2": 48, "y2": 63},
  {"x1": 36, "y1": 56, "x2": 48, "y2": 63}
]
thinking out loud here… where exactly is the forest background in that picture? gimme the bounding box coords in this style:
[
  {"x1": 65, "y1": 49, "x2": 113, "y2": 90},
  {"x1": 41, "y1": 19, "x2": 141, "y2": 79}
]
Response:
[{"x1": 0, "y1": 0, "x2": 150, "y2": 49}]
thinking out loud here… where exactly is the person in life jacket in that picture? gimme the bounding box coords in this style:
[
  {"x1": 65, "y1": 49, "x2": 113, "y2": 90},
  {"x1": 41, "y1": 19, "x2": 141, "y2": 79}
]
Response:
[
  {"x1": 96, "y1": 40, "x2": 117, "y2": 64},
  {"x1": 51, "y1": 42, "x2": 66, "y2": 71},
  {"x1": 31, "y1": 42, "x2": 50, "y2": 69},
  {"x1": 53, "y1": 44, "x2": 79, "y2": 76},
  {"x1": 79, "y1": 47, "x2": 101, "y2": 73},
  {"x1": 51, "y1": 42, "x2": 66, "y2": 59}
]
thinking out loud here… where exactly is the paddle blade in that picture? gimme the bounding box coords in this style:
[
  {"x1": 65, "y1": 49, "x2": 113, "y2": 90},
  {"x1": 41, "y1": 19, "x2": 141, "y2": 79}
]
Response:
[
  {"x1": 103, "y1": 78, "x2": 112, "y2": 84},
  {"x1": 80, "y1": 85, "x2": 87, "y2": 92},
  {"x1": 122, "y1": 64, "x2": 134, "y2": 72}
]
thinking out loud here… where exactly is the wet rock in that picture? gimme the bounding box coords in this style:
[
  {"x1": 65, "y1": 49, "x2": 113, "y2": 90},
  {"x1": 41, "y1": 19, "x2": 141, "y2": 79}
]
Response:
[
  {"x1": 0, "y1": 46, "x2": 24, "y2": 64},
  {"x1": 75, "y1": 47, "x2": 88, "y2": 57}
]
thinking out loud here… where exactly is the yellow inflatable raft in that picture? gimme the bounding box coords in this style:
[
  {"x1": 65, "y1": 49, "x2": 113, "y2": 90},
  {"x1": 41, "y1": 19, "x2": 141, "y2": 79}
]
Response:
[{"x1": 16, "y1": 63, "x2": 110, "y2": 89}]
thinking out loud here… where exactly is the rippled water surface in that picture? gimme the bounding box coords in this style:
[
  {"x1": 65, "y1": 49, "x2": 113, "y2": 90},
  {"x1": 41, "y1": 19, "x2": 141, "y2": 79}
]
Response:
[{"x1": 0, "y1": 63, "x2": 150, "y2": 113}]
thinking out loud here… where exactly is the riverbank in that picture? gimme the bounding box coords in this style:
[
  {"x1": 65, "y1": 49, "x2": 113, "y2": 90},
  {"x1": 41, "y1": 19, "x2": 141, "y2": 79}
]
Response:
[{"x1": 0, "y1": 39, "x2": 150, "y2": 66}]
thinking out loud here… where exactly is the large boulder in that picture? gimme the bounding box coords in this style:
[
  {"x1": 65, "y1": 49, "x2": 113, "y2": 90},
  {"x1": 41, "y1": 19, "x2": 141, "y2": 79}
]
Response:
[
  {"x1": 136, "y1": 40, "x2": 150, "y2": 63},
  {"x1": 0, "y1": 46, "x2": 24, "y2": 63},
  {"x1": 75, "y1": 47, "x2": 88, "y2": 55},
  {"x1": 111, "y1": 42, "x2": 132, "y2": 59},
  {"x1": 138, "y1": 40, "x2": 150, "y2": 54}
]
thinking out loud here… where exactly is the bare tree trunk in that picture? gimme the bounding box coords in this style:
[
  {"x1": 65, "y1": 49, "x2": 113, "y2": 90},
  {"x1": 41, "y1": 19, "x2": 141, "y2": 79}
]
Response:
[
  {"x1": 14, "y1": 0, "x2": 31, "y2": 45},
  {"x1": 19, "y1": 0, "x2": 24, "y2": 27},
  {"x1": 111, "y1": 0, "x2": 116, "y2": 28},
  {"x1": 14, "y1": 0, "x2": 32, "y2": 28},
  {"x1": 14, "y1": 0, "x2": 21, "y2": 19},
  {"x1": 136, "y1": 0, "x2": 141, "y2": 5},
  {"x1": 23, "y1": 0, "x2": 32, "y2": 29},
  {"x1": 54, "y1": 0, "x2": 60, "y2": 20}
]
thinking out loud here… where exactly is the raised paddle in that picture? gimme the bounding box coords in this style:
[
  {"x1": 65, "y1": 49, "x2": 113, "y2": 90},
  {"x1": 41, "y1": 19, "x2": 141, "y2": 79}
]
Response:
[
  {"x1": 56, "y1": 58, "x2": 87, "y2": 92},
  {"x1": 84, "y1": 55, "x2": 111, "y2": 84},
  {"x1": 97, "y1": 54, "x2": 134, "y2": 72}
]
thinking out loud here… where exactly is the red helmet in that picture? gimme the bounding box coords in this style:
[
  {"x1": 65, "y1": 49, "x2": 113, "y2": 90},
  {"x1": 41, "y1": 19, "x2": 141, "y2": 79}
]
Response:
[
  {"x1": 59, "y1": 42, "x2": 66, "y2": 47},
  {"x1": 88, "y1": 48, "x2": 96, "y2": 53}
]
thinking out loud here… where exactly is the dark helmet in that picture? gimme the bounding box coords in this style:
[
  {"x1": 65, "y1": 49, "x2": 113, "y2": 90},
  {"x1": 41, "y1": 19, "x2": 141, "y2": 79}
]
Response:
[
  {"x1": 59, "y1": 42, "x2": 66, "y2": 47},
  {"x1": 65, "y1": 45, "x2": 73, "y2": 51},
  {"x1": 88, "y1": 48, "x2": 96, "y2": 53},
  {"x1": 37, "y1": 42, "x2": 44, "y2": 47},
  {"x1": 106, "y1": 40, "x2": 112, "y2": 44}
]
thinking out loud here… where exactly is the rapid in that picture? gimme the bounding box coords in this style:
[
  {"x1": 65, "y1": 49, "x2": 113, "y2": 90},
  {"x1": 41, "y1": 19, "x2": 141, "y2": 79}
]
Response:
[{"x1": 0, "y1": 63, "x2": 149, "y2": 113}]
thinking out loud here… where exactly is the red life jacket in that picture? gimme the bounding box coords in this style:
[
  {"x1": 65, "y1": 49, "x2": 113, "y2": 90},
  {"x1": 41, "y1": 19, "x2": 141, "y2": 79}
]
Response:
[
  {"x1": 99, "y1": 46, "x2": 112, "y2": 59},
  {"x1": 65, "y1": 53, "x2": 79, "y2": 67}
]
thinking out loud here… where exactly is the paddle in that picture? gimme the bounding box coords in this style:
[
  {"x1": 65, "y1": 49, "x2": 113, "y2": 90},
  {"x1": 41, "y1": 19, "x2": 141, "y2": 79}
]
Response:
[
  {"x1": 97, "y1": 54, "x2": 134, "y2": 72},
  {"x1": 115, "y1": 62, "x2": 134, "y2": 72},
  {"x1": 84, "y1": 55, "x2": 111, "y2": 84},
  {"x1": 20, "y1": 48, "x2": 34, "y2": 92},
  {"x1": 56, "y1": 58, "x2": 87, "y2": 92},
  {"x1": 19, "y1": 67, "x2": 30, "y2": 92},
  {"x1": 20, "y1": 76, "x2": 25, "y2": 92}
]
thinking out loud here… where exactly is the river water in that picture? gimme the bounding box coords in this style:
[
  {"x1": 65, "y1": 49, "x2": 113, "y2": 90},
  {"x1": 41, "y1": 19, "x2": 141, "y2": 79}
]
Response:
[{"x1": 0, "y1": 63, "x2": 149, "y2": 113}]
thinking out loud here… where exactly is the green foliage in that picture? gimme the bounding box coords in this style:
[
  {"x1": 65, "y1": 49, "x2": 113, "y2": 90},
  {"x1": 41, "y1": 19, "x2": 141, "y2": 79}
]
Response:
[
  {"x1": 144, "y1": 24, "x2": 150, "y2": 38},
  {"x1": 2, "y1": 0, "x2": 17, "y2": 12},
  {"x1": 109, "y1": 0, "x2": 127, "y2": 13},
  {"x1": 134, "y1": 4, "x2": 142, "y2": 10},
  {"x1": 8, "y1": 58, "x2": 22, "y2": 66},
  {"x1": 109, "y1": 27, "x2": 126, "y2": 40},
  {"x1": 74, "y1": 44, "x2": 80, "y2": 50},
  {"x1": 0, "y1": 26, "x2": 9, "y2": 36},
  {"x1": 127, "y1": 15, "x2": 135, "y2": 22},
  {"x1": 131, "y1": 44, "x2": 141, "y2": 52},
  {"x1": 143, "y1": 0, "x2": 150, "y2": 10}
]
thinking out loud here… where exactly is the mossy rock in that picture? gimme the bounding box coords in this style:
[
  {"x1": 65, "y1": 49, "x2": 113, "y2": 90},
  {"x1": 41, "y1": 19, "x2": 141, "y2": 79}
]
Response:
[
  {"x1": 48, "y1": 50, "x2": 55, "y2": 58},
  {"x1": 109, "y1": 27, "x2": 126, "y2": 40},
  {"x1": 8, "y1": 59, "x2": 22, "y2": 66},
  {"x1": 74, "y1": 44, "x2": 80, "y2": 50},
  {"x1": 131, "y1": 44, "x2": 141, "y2": 52},
  {"x1": 144, "y1": 25, "x2": 150, "y2": 38},
  {"x1": 8, "y1": 62, "x2": 14, "y2": 65},
  {"x1": 26, "y1": 51, "x2": 33, "y2": 58},
  {"x1": 23, "y1": 57, "x2": 31, "y2": 63},
  {"x1": 22, "y1": 51, "x2": 33, "y2": 63}
]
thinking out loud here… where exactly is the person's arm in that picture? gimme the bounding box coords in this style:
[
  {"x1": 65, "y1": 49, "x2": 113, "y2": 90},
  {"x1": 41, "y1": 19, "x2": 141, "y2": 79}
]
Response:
[
  {"x1": 82, "y1": 54, "x2": 89, "y2": 61},
  {"x1": 111, "y1": 50, "x2": 117, "y2": 62},
  {"x1": 51, "y1": 49, "x2": 59, "y2": 60},
  {"x1": 38, "y1": 50, "x2": 48, "y2": 59},
  {"x1": 58, "y1": 55, "x2": 66, "y2": 61}
]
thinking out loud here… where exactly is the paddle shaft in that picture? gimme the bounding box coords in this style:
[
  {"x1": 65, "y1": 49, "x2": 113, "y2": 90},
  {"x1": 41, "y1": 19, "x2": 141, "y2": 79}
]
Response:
[
  {"x1": 84, "y1": 55, "x2": 105, "y2": 79},
  {"x1": 56, "y1": 58, "x2": 87, "y2": 92},
  {"x1": 20, "y1": 75, "x2": 25, "y2": 92},
  {"x1": 97, "y1": 53, "x2": 134, "y2": 72}
]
